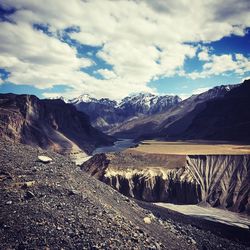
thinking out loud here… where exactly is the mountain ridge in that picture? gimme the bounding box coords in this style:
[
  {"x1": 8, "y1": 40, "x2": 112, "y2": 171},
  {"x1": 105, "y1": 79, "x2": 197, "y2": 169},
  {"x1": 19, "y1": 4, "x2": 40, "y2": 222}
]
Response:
[
  {"x1": 108, "y1": 83, "x2": 243, "y2": 140},
  {"x1": 68, "y1": 93, "x2": 181, "y2": 132},
  {"x1": 0, "y1": 93, "x2": 114, "y2": 155}
]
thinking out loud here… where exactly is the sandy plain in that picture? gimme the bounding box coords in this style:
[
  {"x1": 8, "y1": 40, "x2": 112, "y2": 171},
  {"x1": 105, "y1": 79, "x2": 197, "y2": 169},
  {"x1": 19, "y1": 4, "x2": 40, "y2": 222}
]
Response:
[{"x1": 130, "y1": 140, "x2": 250, "y2": 155}]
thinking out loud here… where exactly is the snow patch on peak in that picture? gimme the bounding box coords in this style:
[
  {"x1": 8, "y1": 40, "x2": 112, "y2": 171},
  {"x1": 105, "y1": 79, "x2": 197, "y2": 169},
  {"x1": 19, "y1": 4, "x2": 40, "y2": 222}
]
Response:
[
  {"x1": 69, "y1": 94, "x2": 98, "y2": 104},
  {"x1": 47, "y1": 96, "x2": 68, "y2": 103}
]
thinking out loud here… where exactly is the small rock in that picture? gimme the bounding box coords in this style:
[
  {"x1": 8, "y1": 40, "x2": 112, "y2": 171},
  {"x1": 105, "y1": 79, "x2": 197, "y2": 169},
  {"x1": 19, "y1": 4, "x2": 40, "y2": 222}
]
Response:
[
  {"x1": 124, "y1": 197, "x2": 130, "y2": 202},
  {"x1": 68, "y1": 189, "x2": 81, "y2": 195},
  {"x1": 6, "y1": 201, "x2": 12, "y2": 205},
  {"x1": 170, "y1": 228, "x2": 177, "y2": 234},
  {"x1": 131, "y1": 237, "x2": 139, "y2": 243},
  {"x1": 155, "y1": 242, "x2": 161, "y2": 250},
  {"x1": 82, "y1": 194, "x2": 88, "y2": 200},
  {"x1": 24, "y1": 191, "x2": 35, "y2": 199},
  {"x1": 38, "y1": 155, "x2": 52, "y2": 163},
  {"x1": 32, "y1": 167, "x2": 37, "y2": 172},
  {"x1": 68, "y1": 229, "x2": 74, "y2": 237},
  {"x1": 190, "y1": 238, "x2": 196, "y2": 245},
  {"x1": 143, "y1": 217, "x2": 151, "y2": 224},
  {"x1": 22, "y1": 181, "x2": 36, "y2": 188}
]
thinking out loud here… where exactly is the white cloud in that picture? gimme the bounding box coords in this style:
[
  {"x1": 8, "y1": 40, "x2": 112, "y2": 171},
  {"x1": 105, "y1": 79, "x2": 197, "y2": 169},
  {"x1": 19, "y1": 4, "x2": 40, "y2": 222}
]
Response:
[
  {"x1": 242, "y1": 75, "x2": 250, "y2": 82},
  {"x1": 42, "y1": 92, "x2": 63, "y2": 99},
  {"x1": 0, "y1": 0, "x2": 250, "y2": 99},
  {"x1": 179, "y1": 87, "x2": 210, "y2": 100},
  {"x1": 178, "y1": 93, "x2": 192, "y2": 100},
  {"x1": 188, "y1": 53, "x2": 250, "y2": 79},
  {"x1": 0, "y1": 22, "x2": 92, "y2": 89},
  {"x1": 198, "y1": 47, "x2": 211, "y2": 61},
  {"x1": 96, "y1": 69, "x2": 117, "y2": 80},
  {"x1": 192, "y1": 87, "x2": 210, "y2": 95}
]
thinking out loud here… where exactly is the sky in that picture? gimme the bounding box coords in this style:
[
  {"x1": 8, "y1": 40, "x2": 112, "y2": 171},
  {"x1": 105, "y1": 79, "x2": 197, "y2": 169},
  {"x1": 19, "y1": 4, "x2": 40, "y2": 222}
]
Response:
[{"x1": 0, "y1": 0, "x2": 250, "y2": 100}]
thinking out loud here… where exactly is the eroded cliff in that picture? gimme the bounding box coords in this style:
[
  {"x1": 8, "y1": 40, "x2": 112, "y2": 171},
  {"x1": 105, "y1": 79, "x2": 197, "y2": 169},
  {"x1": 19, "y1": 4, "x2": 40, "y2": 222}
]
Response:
[
  {"x1": 0, "y1": 93, "x2": 114, "y2": 155},
  {"x1": 103, "y1": 166, "x2": 201, "y2": 204},
  {"x1": 187, "y1": 155, "x2": 250, "y2": 213},
  {"x1": 81, "y1": 151, "x2": 250, "y2": 214}
]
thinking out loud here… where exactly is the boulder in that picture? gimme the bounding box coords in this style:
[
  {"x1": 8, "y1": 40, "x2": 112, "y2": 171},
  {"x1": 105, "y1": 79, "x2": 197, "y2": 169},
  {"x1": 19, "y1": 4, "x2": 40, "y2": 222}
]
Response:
[{"x1": 38, "y1": 155, "x2": 52, "y2": 163}]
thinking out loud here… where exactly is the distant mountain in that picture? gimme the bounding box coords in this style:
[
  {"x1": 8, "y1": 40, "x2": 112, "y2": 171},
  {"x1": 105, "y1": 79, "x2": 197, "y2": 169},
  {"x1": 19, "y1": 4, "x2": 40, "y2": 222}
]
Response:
[
  {"x1": 109, "y1": 83, "x2": 243, "y2": 140},
  {"x1": 0, "y1": 93, "x2": 114, "y2": 155},
  {"x1": 69, "y1": 94, "x2": 119, "y2": 131},
  {"x1": 47, "y1": 96, "x2": 69, "y2": 103},
  {"x1": 70, "y1": 94, "x2": 100, "y2": 104},
  {"x1": 69, "y1": 93, "x2": 181, "y2": 131},
  {"x1": 118, "y1": 93, "x2": 181, "y2": 116}
]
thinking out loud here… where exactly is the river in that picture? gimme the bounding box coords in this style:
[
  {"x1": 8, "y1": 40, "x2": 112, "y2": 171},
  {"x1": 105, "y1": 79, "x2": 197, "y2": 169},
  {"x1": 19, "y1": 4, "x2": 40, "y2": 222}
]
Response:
[
  {"x1": 72, "y1": 139, "x2": 136, "y2": 165},
  {"x1": 92, "y1": 138, "x2": 137, "y2": 155}
]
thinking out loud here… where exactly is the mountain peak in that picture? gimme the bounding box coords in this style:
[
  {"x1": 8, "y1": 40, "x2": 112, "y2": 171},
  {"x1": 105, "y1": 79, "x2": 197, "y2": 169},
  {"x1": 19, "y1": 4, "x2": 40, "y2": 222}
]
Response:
[
  {"x1": 196, "y1": 84, "x2": 239, "y2": 101},
  {"x1": 47, "y1": 96, "x2": 68, "y2": 103},
  {"x1": 69, "y1": 92, "x2": 182, "y2": 131},
  {"x1": 69, "y1": 94, "x2": 98, "y2": 104},
  {"x1": 119, "y1": 93, "x2": 181, "y2": 110}
]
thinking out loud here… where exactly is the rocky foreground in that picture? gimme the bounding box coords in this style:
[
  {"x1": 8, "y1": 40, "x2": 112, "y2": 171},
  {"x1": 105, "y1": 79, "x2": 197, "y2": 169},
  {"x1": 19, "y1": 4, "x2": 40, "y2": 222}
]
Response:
[{"x1": 0, "y1": 140, "x2": 249, "y2": 249}]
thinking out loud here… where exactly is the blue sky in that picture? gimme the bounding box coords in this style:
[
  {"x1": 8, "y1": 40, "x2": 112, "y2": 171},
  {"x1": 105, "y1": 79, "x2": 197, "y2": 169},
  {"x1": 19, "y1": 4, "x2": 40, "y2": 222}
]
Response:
[{"x1": 0, "y1": 0, "x2": 250, "y2": 100}]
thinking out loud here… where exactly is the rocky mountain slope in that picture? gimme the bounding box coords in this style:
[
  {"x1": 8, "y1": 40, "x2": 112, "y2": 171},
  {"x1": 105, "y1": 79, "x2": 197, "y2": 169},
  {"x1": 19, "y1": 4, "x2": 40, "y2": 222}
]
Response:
[
  {"x1": 173, "y1": 79, "x2": 250, "y2": 141},
  {"x1": 69, "y1": 94, "x2": 119, "y2": 131},
  {"x1": 81, "y1": 151, "x2": 250, "y2": 215},
  {"x1": 1, "y1": 139, "x2": 249, "y2": 249},
  {"x1": 69, "y1": 93, "x2": 181, "y2": 131},
  {"x1": 0, "y1": 93, "x2": 114, "y2": 155},
  {"x1": 108, "y1": 83, "x2": 240, "y2": 139}
]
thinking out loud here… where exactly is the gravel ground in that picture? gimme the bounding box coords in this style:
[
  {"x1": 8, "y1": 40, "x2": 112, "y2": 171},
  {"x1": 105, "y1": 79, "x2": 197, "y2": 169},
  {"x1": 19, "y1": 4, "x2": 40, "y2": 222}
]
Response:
[
  {"x1": 0, "y1": 140, "x2": 249, "y2": 250},
  {"x1": 137, "y1": 201, "x2": 250, "y2": 250},
  {"x1": 0, "y1": 140, "x2": 195, "y2": 250}
]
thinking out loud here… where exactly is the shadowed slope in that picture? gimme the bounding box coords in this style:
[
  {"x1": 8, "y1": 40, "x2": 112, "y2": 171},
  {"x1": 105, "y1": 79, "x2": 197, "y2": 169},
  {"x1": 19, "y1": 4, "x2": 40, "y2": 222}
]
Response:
[{"x1": 0, "y1": 93, "x2": 114, "y2": 155}]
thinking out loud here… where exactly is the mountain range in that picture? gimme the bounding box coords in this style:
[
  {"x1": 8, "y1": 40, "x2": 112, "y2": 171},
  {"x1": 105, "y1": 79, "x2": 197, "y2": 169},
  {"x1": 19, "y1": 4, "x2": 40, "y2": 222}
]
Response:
[
  {"x1": 0, "y1": 79, "x2": 249, "y2": 157},
  {"x1": 69, "y1": 93, "x2": 181, "y2": 132},
  {"x1": 66, "y1": 80, "x2": 249, "y2": 142},
  {"x1": 108, "y1": 83, "x2": 241, "y2": 140}
]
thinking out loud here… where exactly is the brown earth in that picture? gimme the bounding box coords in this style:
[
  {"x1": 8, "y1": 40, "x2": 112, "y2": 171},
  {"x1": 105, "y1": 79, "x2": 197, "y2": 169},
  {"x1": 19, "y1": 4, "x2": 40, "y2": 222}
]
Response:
[{"x1": 130, "y1": 140, "x2": 250, "y2": 155}]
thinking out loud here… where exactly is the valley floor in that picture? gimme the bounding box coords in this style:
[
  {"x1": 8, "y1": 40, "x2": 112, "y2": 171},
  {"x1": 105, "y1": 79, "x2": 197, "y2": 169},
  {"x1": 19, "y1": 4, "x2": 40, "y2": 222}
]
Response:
[{"x1": 132, "y1": 140, "x2": 250, "y2": 155}]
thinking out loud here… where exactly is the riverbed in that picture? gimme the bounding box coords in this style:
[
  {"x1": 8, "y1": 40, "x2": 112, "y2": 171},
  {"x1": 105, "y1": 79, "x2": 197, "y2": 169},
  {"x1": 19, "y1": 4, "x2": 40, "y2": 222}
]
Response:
[
  {"x1": 72, "y1": 139, "x2": 136, "y2": 165},
  {"x1": 154, "y1": 203, "x2": 250, "y2": 229}
]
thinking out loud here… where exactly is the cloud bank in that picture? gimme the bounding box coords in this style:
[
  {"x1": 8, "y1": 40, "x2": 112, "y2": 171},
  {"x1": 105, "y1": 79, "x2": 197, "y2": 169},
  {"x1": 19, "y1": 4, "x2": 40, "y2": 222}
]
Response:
[{"x1": 0, "y1": 0, "x2": 250, "y2": 99}]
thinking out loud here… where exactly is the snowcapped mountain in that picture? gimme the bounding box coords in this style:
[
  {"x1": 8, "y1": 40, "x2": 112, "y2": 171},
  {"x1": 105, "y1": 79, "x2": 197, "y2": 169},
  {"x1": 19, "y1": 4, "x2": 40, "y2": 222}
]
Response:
[
  {"x1": 47, "y1": 96, "x2": 68, "y2": 103},
  {"x1": 69, "y1": 94, "x2": 98, "y2": 104},
  {"x1": 68, "y1": 93, "x2": 182, "y2": 131},
  {"x1": 69, "y1": 94, "x2": 118, "y2": 106},
  {"x1": 108, "y1": 83, "x2": 242, "y2": 139},
  {"x1": 119, "y1": 93, "x2": 181, "y2": 116}
]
